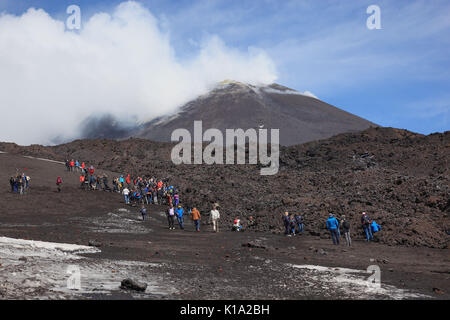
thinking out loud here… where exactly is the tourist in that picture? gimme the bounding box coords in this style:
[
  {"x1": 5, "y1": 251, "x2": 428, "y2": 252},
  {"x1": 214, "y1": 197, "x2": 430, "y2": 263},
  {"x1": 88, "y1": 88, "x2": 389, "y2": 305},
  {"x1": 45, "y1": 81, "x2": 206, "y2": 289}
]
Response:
[{"x1": 326, "y1": 214, "x2": 340, "y2": 245}]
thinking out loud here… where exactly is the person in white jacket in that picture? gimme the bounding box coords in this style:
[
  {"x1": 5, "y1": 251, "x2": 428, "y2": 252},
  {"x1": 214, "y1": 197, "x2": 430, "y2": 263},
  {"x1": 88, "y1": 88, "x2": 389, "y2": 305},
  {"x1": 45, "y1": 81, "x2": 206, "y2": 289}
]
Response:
[
  {"x1": 210, "y1": 205, "x2": 220, "y2": 233},
  {"x1": 123, "y1": 187, "x2": 130, "y2": 204}
]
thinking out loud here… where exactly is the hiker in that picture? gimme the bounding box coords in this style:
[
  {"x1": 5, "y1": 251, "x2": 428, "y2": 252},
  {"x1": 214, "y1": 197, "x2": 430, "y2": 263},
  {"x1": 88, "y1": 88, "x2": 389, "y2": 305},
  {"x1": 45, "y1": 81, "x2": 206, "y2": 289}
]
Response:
[
  {"x1": 140, "y1": 205, "x2": 147, "y2": 221},
  {"x1": 103, "y1": 174, "x2": 111, "y2": 191},
  {"x1": 167, "y1": 205, "x2": 175, "y2": 230},
  {"x1": 247, "y1": 216, "x2": 256, "y2": 229},
  {"x1": 175, "y1": 205, "x2": 185, "y2": 229},
  {"x1": 152, "y1": 188, "x2": 158, "y2": 204},
  {"x1": 123, "y1": 187, "x2": 130, "y2": 204},
  {"x1": 191, "y1": 207, "x2": 201, "y2": 232},
  {"x1": 15, "y1": 175, "x2": 21, "y2": 193},
  {"x1": 295, "y1": 213, "x2": 304, "y2": 234},
  {"x1": 282, "y1": 212, "x2": 290, "y2": 235},
  {"x1": 361, "y1": 212, "x2": 374, "y2": 242},
  {"x1": 232, "y1": 218, "x2": 242, "y2": 232},
  {"x1": 95, "y1": 176, "x2": 102, "y2": 190},
  {"x1": 81, "y1": 162, "x2": 86, "y2": 173},
  {"x1": 70, "y1": 159, "x2": 75, "y2": 172},
  {"x1": 326, "y1": 214, "x2": 340, "y2": 245},
  {"x1": 133, "y1": 189, "x2": 143, "y2": 204},
  {"x1": 88, "y1": 166, "x2": 95, "y2": 182},
  {"x1": 84, "y1": 173, "x2": 89, "y2": 189},
  {"x1": 79, "y1": 175, "x2": 85, "y2": 189},
  {"x1": 112, "y1": 178, "x2": 119, "y2": 193},
  {"x1": 17, "y1": 174, "x2": 24, "y2": 195},
  {"x1": 25, "y1": 175, "x2": 30, "y2": 191},
  {"x1": 173, "y1": 193, "x2": 179, "y2": 207},
  {"x1": 56, "y1": 176, "x2": 63, "y2": 192},
  {"x1": 75, "y1": 160, "x2": 80, "y2": 172},
  {"x1": 145, "y1": 186, "x2": 152, "y2": 205},
  {"x1": 65, "y1": 160, "x2": 70, "y2": 172},
  {"x1": 341, "y1": 215, "x2": 351, "y2": 246},
  {"x1": 119, "y1": 175, "x2": 124, "y2": 192},
  {"x1": 210, "y1": 205, "x2": 220, "y2": 233},
  {"x1": 9, "y1": 176, "x2": 15, "y2": 193},
  {"x1": 289, "y1": 214, "x2": 297, "y2": 236}
]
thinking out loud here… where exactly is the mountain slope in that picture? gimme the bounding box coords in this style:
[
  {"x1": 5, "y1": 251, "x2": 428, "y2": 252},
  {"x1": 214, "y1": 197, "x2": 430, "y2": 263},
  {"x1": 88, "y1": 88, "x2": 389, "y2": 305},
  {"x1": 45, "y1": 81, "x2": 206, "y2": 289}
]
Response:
[
  {"x1": 133, "y1": 81, "x2": 377, "y2": 146},
  {"x1": 1, "y1": 127, "x2": 448, "y2": 248}
]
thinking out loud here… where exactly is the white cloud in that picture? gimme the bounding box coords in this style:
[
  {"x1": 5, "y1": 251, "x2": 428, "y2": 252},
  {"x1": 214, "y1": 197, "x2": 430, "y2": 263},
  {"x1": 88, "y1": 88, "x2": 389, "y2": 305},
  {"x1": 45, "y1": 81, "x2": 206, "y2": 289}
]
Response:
[{"x1": 0, "y1": 1, "x2": 277, "y2": 145}]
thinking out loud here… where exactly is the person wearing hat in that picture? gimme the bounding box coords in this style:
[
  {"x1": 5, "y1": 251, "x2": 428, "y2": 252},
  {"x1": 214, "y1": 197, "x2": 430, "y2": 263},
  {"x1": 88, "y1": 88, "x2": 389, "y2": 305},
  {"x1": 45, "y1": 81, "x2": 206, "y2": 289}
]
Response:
[
  {"x1": 361, "y1": 212, "x2": 373, "y2": 241},
  {"x1": 175, "y1": 205, "x2": 185, "y2": 230},
  {"x1": 326, "y1": 213, "x2": 340, "y2": 245}
]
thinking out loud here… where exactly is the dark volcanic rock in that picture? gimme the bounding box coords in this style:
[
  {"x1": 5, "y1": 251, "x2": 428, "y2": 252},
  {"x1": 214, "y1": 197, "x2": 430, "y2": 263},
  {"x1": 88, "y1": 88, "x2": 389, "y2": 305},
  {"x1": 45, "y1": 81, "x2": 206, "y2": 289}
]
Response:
[
  {"x1": 1, "y1": 127, "x2": 448, "y2": 248},
  {"x1": 120, "y1": 279, "x2": 147, "y2": 292},
  {"x1": 88, "y1": 240, "x2": 103, "y2": 247}
]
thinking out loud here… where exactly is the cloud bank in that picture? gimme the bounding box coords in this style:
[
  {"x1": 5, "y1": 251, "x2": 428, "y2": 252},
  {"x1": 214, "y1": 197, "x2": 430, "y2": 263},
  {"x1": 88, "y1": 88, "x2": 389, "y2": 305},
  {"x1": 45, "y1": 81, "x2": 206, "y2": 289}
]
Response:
[{"x1": 0, "y1": 1, "x2": 277, "y2": 145}]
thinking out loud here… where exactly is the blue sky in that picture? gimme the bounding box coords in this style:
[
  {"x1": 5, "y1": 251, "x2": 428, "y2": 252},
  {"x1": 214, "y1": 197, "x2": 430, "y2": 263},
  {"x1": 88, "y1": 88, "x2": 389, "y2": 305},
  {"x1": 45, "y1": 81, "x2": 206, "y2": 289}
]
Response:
[{"x1": 1, "y1": 0, "x2": 449, "y2": 135}]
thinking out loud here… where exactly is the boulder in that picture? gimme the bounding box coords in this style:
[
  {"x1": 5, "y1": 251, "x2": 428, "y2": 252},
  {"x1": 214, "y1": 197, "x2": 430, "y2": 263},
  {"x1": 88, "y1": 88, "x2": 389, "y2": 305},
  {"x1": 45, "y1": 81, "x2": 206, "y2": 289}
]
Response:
[{"x1": 120, "y1": 278, "x2": 147, "y2": 292}]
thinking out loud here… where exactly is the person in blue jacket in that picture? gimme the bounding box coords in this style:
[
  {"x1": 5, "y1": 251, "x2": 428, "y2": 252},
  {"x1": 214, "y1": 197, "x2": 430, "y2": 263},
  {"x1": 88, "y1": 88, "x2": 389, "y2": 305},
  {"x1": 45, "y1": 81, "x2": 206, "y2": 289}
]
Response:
[
  {"x1": 371, "y1": 221, "x2": 381, "y2": 233},
  {"x1": 140, "y1": 205, "x2": 147, "y2": 221},
  {"x1": 175, "y1": 205, "x2": 185, "y2": 230},
  {"x1": 326, "y1": 214, "x2": 340, "y2": 245}
]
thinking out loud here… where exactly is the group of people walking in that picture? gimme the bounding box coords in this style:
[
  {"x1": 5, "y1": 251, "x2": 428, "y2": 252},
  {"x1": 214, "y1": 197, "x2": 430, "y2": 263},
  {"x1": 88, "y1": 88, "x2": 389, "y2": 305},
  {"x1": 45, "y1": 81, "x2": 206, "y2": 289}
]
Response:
[
  {"x1": 283, "y1": 210, "x2": 381, "y2": 246},
  {"x1": 326, "y1": 211, "x2": 381, "y2": 246},
  {"x1": 121, "y1": 176, "x2": 180, "y2": 208},
  {"x1": 282, "y1": 212, "x2": 304, "y2": 236},
  {"x1": 64, "y1": 159, "x2": 181, "y2": 209},
  {"x1": 9, "y1": 172, "x2": 30, "y2": 195},
  {"x1": 64, "y1": 159, "x2": 383, "y2": 243},
  {"x1": 140, "y1": 202, "x2": 217, "y2": 233}
]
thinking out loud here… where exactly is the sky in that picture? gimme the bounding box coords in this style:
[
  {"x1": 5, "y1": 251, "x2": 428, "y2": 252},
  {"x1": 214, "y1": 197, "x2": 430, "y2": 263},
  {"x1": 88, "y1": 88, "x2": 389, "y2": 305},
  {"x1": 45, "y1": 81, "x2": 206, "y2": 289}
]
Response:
[{"x1": 0, "y1": 0, "x2": 449, "y2": 144}]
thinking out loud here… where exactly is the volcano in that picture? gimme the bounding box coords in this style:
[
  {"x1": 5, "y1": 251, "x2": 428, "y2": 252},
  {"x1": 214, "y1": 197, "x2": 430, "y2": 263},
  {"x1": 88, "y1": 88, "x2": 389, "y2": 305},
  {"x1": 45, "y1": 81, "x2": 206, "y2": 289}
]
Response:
[{"x1": 131, "y1": 80, "x2": 377, "y2": 146}]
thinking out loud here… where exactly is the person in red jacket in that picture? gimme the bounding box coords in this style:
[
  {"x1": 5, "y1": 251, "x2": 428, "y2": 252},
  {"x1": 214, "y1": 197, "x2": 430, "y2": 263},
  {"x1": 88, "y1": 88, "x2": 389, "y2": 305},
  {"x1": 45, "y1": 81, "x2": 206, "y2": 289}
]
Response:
[
  {"x1": 56, "y1": 176, "x2": 63, "y2": 192},
  {"x1": 79, "y1": 175, "x2": 85, "y2": 189},
  {"x1": 70, "y1": 160, "x2": 75, "y2": 172},
  {"x1": 126, "y1": 174, "x2": 131, "y2": 187},
  {"x1": 88, "y1": 165, "x2": 95, "y2": 184}
]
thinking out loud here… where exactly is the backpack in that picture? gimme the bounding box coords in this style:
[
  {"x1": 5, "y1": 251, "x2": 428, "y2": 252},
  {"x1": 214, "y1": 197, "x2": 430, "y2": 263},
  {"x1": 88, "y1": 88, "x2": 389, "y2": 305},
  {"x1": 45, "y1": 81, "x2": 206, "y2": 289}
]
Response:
[
  {"x1": 342, "y1": 221, "x2": 350, "y2": 231},
  {"x1": 371, "y1": 221, "x2": 381, "y2": 233}
]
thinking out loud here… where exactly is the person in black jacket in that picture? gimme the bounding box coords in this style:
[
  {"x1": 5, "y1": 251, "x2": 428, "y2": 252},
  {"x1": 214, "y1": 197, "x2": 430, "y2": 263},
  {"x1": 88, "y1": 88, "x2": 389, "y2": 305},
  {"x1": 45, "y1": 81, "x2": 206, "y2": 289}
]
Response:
[
  {"x1": 9, "y1": 176, "x2": 15, "y2": 193},
  {"x1": 341, "y1": 215, "x2": 351, "y2": 246},
  {"x1": 295, "y1": 213, "x2": 304, "y2": 234},
  {"x1": 282, "y1": 212, "x2": 290, "y2": 235}
]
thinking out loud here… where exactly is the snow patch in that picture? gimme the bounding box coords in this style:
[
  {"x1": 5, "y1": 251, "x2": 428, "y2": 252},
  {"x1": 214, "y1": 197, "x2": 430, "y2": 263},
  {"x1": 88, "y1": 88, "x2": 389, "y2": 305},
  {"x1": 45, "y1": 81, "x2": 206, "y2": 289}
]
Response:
[
  {"x1": 262, "y1": 87, "x2": 319, "y2": 99},
  {"x1": 23, "y1": 155, "x2": 65, "y2": 165},
  {"x1": 0, "y1": 237, "x2": 100, "y2": 255},
  {"x1": 289, "y1": 264, "x2": 430, "y2": 300},
  {"x1": 0, "y1": 237, "x2": 175, "y2": 299}
]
